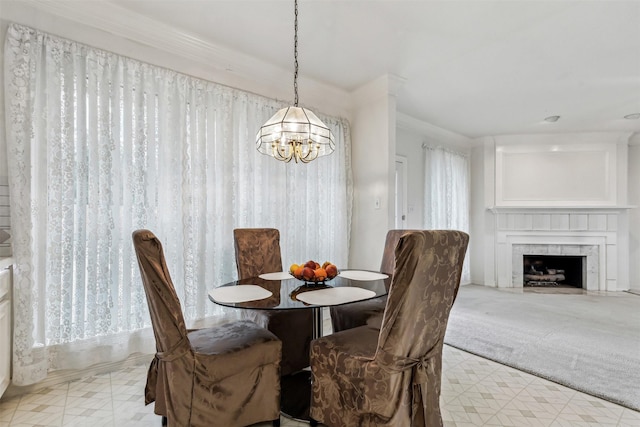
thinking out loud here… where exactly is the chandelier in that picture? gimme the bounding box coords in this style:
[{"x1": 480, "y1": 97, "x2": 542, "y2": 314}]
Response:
[{"x1": 256, "y1": 0, "x2": 335, "y2": 163}]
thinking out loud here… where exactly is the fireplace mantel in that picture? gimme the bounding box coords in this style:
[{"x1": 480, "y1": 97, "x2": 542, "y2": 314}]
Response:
[
  {"x1": 488, "y1": 206, "x2": 635, "y2": 214},
  {"x1": 490, "y1": 208, "x2": 627, "y2": 291}
]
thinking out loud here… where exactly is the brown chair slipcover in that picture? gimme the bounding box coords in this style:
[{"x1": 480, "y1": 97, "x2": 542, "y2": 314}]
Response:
[
  {"x1": 233, "y1": 228, "x2": 313, "y2": 376},
  {"x1": 132, "y1": 229, "x2": 282, "y2": 427},
  {"x1": 310, "y1": 230, "x2": 469, "y2": 427},
  {"x1": 329, "y1": 229, "x2": 422, "y2": 333}
]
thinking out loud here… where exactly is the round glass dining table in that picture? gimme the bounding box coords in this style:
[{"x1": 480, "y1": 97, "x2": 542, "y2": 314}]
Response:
[{"x1": 208, "y1": 270, "x2": 391, "y2": 423}]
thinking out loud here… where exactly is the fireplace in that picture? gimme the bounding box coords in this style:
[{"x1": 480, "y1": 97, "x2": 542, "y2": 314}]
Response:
[
  {"x1": 523, "y1": 254, "x2": 585, "y2": 287},
  {"x1": 510, "y1": 241, "x2": 602, "y2": 291}
]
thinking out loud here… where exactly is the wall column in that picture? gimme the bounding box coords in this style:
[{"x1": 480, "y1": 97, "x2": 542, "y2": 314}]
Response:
[{"x1": 348, "y1": 75, "x2": 403, "y2": 269}]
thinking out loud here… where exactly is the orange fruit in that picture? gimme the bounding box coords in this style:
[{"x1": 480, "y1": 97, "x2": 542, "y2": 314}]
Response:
[
  {"x1": 314, "y1": 268, "x2": 327, "y2": 281},
  {"x1": 294, "y1": 266, "x2": 305, "y2": 279},
  {"x1": 325, "y1": 264, "x2": 338, "y2": 279}
]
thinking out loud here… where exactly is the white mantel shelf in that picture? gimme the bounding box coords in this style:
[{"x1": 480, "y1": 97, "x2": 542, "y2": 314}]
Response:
[{"x1": 488, "y1": 206, "x2": 636, "y2": 214}]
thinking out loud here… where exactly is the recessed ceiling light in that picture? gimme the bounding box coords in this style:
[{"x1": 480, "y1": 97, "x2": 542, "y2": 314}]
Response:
[
  {"x1": 544, "y1": 115, "x2": 560, "y2": 122},
  {"x1": 624, "y1": 113, "x2": 640, "y2": 120}
]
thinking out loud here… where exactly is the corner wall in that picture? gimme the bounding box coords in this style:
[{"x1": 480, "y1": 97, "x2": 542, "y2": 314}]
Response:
[
  {"x1": 629, "y1": 138, "x2": 640, "y2": 291},
  {"x1": 348, "y1": 76, "x2": 398, "y2": 270}
]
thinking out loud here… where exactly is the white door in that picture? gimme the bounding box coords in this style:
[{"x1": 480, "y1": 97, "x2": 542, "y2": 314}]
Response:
[{"x1": 395, "y1": 156, "x2": 408, "y2": 229}]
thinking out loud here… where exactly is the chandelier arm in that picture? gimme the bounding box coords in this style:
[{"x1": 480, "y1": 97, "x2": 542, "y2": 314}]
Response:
[{"x1": 273, "y1": 143, "x2": 293, "y2": 163}]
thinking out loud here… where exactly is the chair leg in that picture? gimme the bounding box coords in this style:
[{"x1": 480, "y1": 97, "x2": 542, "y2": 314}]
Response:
[
  {"x1": 161, "y1": 416, "x2": 167, "y2": 426},
  {"x1": 310, "y1": 418, "x2": 318, "y2": 427},
  {"x1": 272, "y1": 418, "x2": 280, "y2": 427}
]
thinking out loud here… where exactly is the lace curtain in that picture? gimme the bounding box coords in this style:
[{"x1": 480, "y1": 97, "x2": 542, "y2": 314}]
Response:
[
  {"x1": 4, "y1": 23, "x2": 352, "y2": 385},
  {"x1": 424, "y1": 145, "x2": 470, "y2": 282}
]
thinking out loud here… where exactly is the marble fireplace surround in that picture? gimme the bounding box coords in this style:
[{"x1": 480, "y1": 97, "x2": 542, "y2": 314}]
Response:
[
  {"x1": 494, "y1": 211, "x2": 620, "y2": 291},
  {"x1": 513, "y1": 242, "x2": 599, "y2": 290}
]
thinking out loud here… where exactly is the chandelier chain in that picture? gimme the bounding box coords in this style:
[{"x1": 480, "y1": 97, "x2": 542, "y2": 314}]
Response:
[{"x1": 293, "y1": 0, "x2": 299, "y2": 106}]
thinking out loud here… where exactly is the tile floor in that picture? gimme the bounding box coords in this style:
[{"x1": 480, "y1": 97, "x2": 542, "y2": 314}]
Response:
[
  {"x1": 1, "y1": 309, "x2": 639, "y2": 427},
  {"x1": 1, "y1": 344, "x2": 639, "y2": 427}
]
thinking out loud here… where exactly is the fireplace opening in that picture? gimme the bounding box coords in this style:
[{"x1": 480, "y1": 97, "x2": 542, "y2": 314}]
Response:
[{"x1": 523, "y1": 255, "x2": 585, "y2": 288}]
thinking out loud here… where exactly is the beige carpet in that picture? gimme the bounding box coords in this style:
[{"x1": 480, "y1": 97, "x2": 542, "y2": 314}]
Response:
[{"x1": 444, "y1": 284, "x2": 640, "y2": 411}]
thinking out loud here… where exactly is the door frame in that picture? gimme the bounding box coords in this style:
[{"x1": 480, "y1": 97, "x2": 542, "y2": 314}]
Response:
[{"x1": 395, "y1": 155, "x2": 408, "y2": 229}]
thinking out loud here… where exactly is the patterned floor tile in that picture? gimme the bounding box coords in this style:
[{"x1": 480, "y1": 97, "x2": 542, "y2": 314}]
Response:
[
  {"x1": 444, "y1": 394, "x2": 503, "y2": 425},
  {"x1": 485, "y1": 410, "x2": 556, "y2": 426},
  {"x1": 0, "y1": 344, "x2": 635, "y2": 427},
  {"x1": 8, "y1": 410, "x2": 64, "y2": 426},
  {"x1": 60, "y1": 414, "x2": 114, "y2": 427},
  {"x1": 462, "y1": 381, "x2": 520, "y2": 406},
  {"x1": 508, "y1": 386, "x2": 569, "y2": 418},
  {"x1": 0, "y1": 397, "x2": 19, "y2": 422},
  {"x1": 619, "y1": 409, "x2": 640, "y2": 426},
  {"x1": 558, "y1": 392, "x2": 626, "y2": 424},
  {"x1": 17, "y1": 393, "x2": 67, "y2": 410},
  {"x1": 522, "y1": 378, "x2": 578, "y2": 404}
]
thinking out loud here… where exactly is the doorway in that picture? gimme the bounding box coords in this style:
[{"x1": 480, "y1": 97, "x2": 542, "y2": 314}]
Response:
[{"x1": 395, "y1": 156, "x2": 407, "y2": 229}]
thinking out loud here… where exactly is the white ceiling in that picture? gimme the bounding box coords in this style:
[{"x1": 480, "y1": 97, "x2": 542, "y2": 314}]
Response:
[{"x1": 105, "y1": 1, "x2": 640, "y2": 138}]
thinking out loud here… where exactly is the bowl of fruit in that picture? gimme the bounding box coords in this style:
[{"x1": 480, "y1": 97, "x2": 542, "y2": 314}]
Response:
[{"x1": 290, "y1": 260, "x2": 339, "y2": 285}]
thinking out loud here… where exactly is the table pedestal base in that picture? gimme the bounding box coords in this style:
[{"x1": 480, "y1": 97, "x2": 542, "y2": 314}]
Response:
[
  {"x1": 281, "y1": 370, "x2": 318, "y2": 426},
  {"x1": 280, "y1": 306, "x2": 323, "y2": 425}
]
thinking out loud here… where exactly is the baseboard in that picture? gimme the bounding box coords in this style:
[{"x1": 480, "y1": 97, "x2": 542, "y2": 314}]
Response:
[{"x1": 3, "y1": 352, "x2": 153, "y2": 400}]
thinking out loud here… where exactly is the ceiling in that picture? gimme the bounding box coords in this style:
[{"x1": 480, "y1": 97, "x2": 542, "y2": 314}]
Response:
[{"x1": 105, "y1": 0, "x2": 640, "y2": 139}]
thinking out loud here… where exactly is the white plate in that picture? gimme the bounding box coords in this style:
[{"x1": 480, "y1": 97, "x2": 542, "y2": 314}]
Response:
[
  {"x1": 258, "y1": 271, "x2": 293, "y2": 280},
  {"x1": 338, "y1": 270, "x2": 389, "y2": 281},
  {"x1": 295, "y1": 287, "x2": 377, "y2": 306},
  {"x1": 209, "y1": 285, "x2": 272, "y2": 303}
]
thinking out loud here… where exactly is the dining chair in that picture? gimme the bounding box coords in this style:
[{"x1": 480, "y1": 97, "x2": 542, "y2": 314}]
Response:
[
  {"x1": 233, "y1": 228, "x2": 313, "y2": 376},
  {"x1": 329, "y1": 229, "x2": 421, "y2": 333},
  {"x1": 132, "y1": 229, "x2": 282, "y2": 427},
  {"x1": 310, "y1": 230, "x2": 469, "y2": 427}
]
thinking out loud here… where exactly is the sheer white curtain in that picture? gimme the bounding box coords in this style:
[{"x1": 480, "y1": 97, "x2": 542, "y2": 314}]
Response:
[
  {"x1": 4, "y1": 24, "x2": 352, "y2": 385},
  {"x1": 424, "y1": 145, "x2": 470, "y2": 282}
]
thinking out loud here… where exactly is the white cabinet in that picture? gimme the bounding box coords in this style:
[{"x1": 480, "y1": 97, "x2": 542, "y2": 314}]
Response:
[{"x1": 0, "y1": 262, "x2": 12, "y2": 398}]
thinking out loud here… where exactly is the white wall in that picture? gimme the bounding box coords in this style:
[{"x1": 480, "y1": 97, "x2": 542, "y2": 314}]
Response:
[
  {"x1": 629, "y1": 139, "x2": 640, "y2": 291},
  {"x1": 469, "y1": 144, "x2": 487, "y2": 285},
  {"x1": 348, "y1": 76, "x2": 398, "y2": 270}
]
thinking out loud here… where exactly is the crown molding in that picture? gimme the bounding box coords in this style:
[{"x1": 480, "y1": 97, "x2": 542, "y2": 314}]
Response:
[
  {"x1": 396, "y1": 112, "x2": 471, "y2": 148},
  {"x1": 350, "y1": 74, "x2": 408, "y2": 109},
  {"x1": 16, "y1": 0, "x2": 232, "y2": 66},
  {"x1": 6, "y1": 0, "x2": 351, "y2": 117}
]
